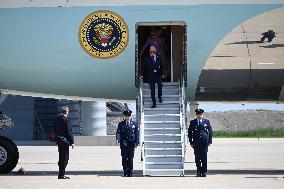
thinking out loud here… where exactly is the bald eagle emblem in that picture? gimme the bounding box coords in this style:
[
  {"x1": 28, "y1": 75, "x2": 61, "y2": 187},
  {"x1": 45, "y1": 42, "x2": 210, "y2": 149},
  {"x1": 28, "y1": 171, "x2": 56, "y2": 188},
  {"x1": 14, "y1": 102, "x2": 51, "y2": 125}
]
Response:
[{"x1": 93, "y1": 23, "x2": 115, "y2": 47}]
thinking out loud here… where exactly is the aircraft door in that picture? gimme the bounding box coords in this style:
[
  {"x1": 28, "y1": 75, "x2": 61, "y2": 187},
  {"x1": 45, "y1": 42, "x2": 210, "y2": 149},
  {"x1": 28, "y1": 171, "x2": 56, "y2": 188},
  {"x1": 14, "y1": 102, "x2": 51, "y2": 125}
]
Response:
[{"x1": 171, "y1": 25, "x2": 187, "y2": 83}]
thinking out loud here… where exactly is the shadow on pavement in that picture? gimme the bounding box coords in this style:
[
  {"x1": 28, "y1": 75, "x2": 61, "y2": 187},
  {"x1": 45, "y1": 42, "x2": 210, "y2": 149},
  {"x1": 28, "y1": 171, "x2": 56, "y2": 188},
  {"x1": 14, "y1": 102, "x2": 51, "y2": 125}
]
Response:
[
  {"x1": 226, "y1": 41, "x2": 261, "y2": 45},
  {"x1": 259, "y1": 44, "x2": 284, "y2": 48},
  {"x1": 1, "y1": 169, "x2": 284, "y2": 177}
]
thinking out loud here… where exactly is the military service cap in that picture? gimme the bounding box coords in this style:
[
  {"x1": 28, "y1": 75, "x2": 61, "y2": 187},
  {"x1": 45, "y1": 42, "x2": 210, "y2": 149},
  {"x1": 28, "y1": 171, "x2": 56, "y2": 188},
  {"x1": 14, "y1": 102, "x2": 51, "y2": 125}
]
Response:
[
  {"x1": 195, "y1": 109, "x2": 204, "y2": 114},
  {"x1": 123, "y1": 110, "x2": 132, "y2": 116}
]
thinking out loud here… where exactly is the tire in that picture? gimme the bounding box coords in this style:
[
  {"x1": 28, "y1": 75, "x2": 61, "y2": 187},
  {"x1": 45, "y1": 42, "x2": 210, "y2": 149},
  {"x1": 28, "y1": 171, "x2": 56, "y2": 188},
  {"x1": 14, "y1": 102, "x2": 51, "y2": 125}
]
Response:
[{"x1": 0, "y1": 135, "x2": 19, "y2": 174}]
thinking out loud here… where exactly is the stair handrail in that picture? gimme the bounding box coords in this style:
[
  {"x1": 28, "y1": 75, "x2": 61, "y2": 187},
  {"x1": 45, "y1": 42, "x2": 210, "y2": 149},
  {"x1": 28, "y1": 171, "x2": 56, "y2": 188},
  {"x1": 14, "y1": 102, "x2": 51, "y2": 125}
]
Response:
[
  {"x1": 139, "y1": 77, "x2": 144, "y2": 147},
  {"x1": 138, "y1": 77, "x2": 146, "y2": 175},
  {"x1": 179, "y1": 74, "x2": 187, "y2": 176},
  {"x1": 178, "y1": 78, "x2": 184, "y2": 176},
  {"x1": 181, "y1": 76, "x2": 187, "y2": 148}
]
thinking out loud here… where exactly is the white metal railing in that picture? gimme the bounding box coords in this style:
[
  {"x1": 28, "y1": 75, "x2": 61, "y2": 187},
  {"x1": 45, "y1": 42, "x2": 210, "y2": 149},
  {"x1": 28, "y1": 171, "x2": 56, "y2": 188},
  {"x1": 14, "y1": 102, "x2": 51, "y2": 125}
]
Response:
[
  {"x1": 139, "y1": 77, "x2": 144, "y2": 147},
  {"x1": 179, "y1": 75, "x2": 187, "y2": 175},
  {"x1": 178, "y1": 80, "x2": 184, "y2": 175},
  {"x1": 181, "y1": 78, "x2": 187, "y2": 148},
  {"x1": 138, "y1": 77, "x2": 145, "y2": 174}
]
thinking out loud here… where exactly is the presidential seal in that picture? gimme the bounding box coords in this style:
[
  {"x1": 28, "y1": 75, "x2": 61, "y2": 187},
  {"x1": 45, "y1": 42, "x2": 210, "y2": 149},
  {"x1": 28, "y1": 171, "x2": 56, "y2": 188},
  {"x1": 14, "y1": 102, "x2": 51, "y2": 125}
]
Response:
[{"x1": 78, "y1": 10, "x2": 129, "y2": 59}]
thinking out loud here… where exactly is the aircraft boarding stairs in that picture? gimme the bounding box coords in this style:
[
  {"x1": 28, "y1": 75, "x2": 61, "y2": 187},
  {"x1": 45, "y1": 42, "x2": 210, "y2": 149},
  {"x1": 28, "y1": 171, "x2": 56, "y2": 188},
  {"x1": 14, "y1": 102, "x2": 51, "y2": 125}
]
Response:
[{"x1": 137, "y1": 80, "x2": 187, "y2": 176}]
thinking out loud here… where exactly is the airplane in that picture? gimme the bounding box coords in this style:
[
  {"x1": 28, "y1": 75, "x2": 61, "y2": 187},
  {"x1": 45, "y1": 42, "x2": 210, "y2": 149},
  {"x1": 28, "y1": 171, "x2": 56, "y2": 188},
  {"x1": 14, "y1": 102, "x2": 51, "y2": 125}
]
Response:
[{"x1": 0, "y1": 0, "x2": 284, "y2": 175}]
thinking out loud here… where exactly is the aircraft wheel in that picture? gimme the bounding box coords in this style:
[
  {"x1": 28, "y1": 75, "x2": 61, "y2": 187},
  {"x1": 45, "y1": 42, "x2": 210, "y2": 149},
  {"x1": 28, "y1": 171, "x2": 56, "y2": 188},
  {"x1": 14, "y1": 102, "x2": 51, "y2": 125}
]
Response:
[{"x1": 0, "y1": 135, "x2": 19, "y2": 174}]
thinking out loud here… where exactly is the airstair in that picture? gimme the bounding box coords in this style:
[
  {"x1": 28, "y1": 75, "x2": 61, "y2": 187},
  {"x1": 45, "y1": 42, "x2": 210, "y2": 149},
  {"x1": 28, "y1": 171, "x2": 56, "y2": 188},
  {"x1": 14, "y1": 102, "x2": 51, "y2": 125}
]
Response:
[{"x1": 137, "y1": 78, "x2": 187, "y2": 176}]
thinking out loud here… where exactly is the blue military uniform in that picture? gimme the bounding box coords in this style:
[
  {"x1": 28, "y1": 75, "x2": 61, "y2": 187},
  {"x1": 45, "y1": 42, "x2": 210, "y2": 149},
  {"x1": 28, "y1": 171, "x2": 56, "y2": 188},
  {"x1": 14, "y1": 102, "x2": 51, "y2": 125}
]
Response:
[
  {"x1": 54, "y1": 114, "x2": 74, "y2": 179},
  {"x1": 261, "y1": 30, "x2": 276, "y2": 43},
  {"x1": 188, "y1": 109, "x2": 213, "y2": 177},
  {"x1": 141, "y1": 54, "x2": 164, "y2": 107},
  {"x1": 116, "y1": 110, "x2": 139, "y2": 177}
]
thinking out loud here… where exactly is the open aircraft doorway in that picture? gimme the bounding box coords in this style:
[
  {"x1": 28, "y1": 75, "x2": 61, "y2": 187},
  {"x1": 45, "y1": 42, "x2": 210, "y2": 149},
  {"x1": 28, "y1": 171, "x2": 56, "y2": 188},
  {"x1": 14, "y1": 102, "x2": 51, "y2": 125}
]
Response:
[{"x1": 135, "y1": 22, "x2": 187, "y2": 86}]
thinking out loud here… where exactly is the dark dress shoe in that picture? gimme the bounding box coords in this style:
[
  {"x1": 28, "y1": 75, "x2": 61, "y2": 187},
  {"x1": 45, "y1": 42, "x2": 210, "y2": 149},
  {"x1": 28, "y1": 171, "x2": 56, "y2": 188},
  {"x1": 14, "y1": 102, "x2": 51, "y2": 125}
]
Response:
[
  {"x1": 151, "y1": 104, "x2": 156, "y2": 108},
  {"x1": 196, "y1": 172, "x2": 201, "y2": 177},
  {"x1": 58, "y1": 176, "x2": 70, "y2": 179},
  {"x1": 159, "y1": 98, "x2": 163, "y2": 103},
  {"x1": 201, "y1": 173, "x2": 207, "y2": 177}
]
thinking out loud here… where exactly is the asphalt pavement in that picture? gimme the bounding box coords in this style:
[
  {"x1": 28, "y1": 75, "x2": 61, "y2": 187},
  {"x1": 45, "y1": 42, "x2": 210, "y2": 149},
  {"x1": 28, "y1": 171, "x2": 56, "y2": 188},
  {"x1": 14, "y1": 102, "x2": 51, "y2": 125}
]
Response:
[{"x1": 0, "y1": 138, "x2": 283, "y2": 189}]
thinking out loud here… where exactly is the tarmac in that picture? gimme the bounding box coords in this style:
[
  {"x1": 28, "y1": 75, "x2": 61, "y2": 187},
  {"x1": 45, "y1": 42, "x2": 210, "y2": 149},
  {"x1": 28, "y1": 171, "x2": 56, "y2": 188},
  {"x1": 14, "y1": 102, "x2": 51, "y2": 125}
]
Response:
[{"x1": 0, "y1": 138, "x2": 284, "y2": 189}]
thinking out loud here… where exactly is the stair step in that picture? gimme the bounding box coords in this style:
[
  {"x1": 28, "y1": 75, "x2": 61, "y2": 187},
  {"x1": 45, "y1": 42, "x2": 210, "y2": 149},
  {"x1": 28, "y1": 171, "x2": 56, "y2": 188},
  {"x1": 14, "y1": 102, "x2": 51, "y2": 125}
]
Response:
[
  {"x1": 143, "y1": 84, "x2": 178, "y2": 87},
  {"x1": 144, "y1": 168, "x2": 183, "y2": 171},
  {"x1": 144, "y1": 143, "x2": 182, "y2": 148},
  {"x1": 144, "y1": 123, "x2": 180, "y2": 129},
  {"x1": 144, "y1": 82, "x2": 179, "y2": 85},
  {"x1": 145, "y1": 169, "x2": 183, "y2": 171},
  {"x1": 144, "y1": 104, "x2": 179, "y2": 109},
  {"x1": 144, "y1": 126, "x2": 180, "y2": 130},
  {"x1": 144, "y1": 97, "x2": 179, "y2": 102},
  {"x1": 144, "y1": 110, "x2": 180, "y2": 114},
  {"x1": 144, "y1": 169, "x2": 184, "y2": 176},
  {"x1": 144, "y1": 134, "x2": 181, "y2": 137},
  {"x1": 142, "y1": 83, "x2": 179, "y2": 93},
  {"x1": 143, "y1": 82, "x2": 179, "y2": 86},
  {"x1": 144, "y1": 107, "x2": 179, "y2": 111},
  {"x1": 144, "y1": 114, "x2": 180, "y2": 117},
  {"x1": 144, "y1": 101, "x2": 179, "y2": 104},
  {"x1": 145, "y1": 148, "x2": 182, "y2": 150},
  {"x1": 144, "y1": 129, "x2": 181, "y2": 135},
  {"x1": 144, "y1": 127, "x2": 180, "y2": 130},
  {"x1": 145, "y1": 157, "x2": 183, "y2": 163},
  {"x1": 144, "y1": 121, "x2": 180, "y2": 124},
  {"x1": 143, "y1": 89, "x2": 179, "y2": 95},
  {"x1": 144, "y1": 101, "x2": 179, "y2": 108},
  {"x1": 143, "y1": 92, "x2": 179, "y2": 96},
  {"x1": 143, "y1": 87, "x2": 179, "y2": 91},
  {"x1": 145, "y1": 155, "x2": 182, "y2": 158},
  {"x1": 145, "y1": 137, "x2": 181, "y2": 142},
  {"x1": 145, "y1": 162, "x2": 183, "y2": 165},
  {"x1": 143, "y1": 89, "x2": 179, "y2": 92},
  {"x1": 144, "y1": 116, "x2": 180, "y2": 121},
  {"x1": 145, "y1": 149, "x2": 182, "y2": 155},
  {"x1": 143, "y1": 95, "x2": 179, "y2": 98},
  {"x1": 145, "y1": 164, "x2": 183, "y2": 170},
  {"x1": 144, "y1": 141, "x2": 182, "y2": 143},
  {"x1": 144, "y1": 128, "x2": 180, "y2": 130}
]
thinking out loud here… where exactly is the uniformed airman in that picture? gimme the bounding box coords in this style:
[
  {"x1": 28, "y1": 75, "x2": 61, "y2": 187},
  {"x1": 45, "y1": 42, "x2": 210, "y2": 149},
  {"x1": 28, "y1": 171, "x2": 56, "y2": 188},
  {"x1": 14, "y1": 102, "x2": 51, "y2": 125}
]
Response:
[
  {"x1": 188, "y1": 109, "x2": 213, "y2": 177},
  {"x1": 116, "y1": 110, "x2": 139, "y2": 177}
]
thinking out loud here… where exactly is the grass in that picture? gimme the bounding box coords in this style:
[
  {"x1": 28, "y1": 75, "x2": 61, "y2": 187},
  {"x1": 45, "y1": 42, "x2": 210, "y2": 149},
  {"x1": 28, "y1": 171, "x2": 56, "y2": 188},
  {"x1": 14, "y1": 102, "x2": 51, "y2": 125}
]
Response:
[{"x1": 213, "y1": 128, "x2": 284, "y2": 138}]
